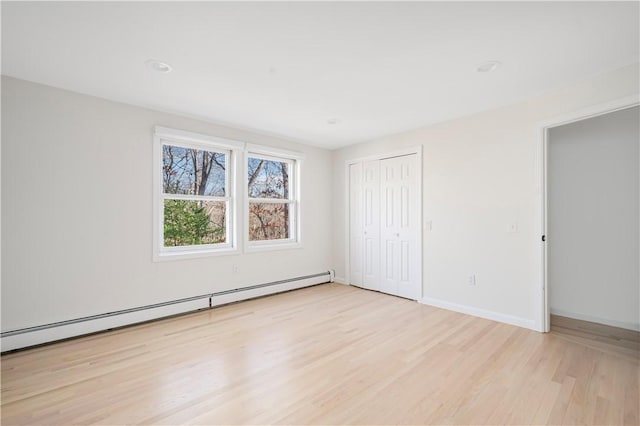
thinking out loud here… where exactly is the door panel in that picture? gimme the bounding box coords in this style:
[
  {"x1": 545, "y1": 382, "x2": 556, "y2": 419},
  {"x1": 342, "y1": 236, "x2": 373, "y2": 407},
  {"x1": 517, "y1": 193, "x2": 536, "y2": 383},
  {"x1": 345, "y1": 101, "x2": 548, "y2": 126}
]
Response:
[
  {"x1": 385, "y1": 187, "x2": 394, "y2": 227},
  {"x1": 349, "y1": 154, "x2": 420, "y2": 300},
  {"x1": 401, "y1": 240, "x2": 409, "y2": 282},
  {"x1": 380, "y1": 154, "x2": 420, "y2": 300},
  {"x1": 385, "y1": 240, "x2": 394, "y2": 279},
  {"x1": 401, "y1": 186, "x2": 409, "y2": 227},
  {"x1": 380, "y1": 158, "x2": 399, "y2": 295},
  {"x1": 362, "y1": 160, "x2": 380, "y2": 290},
  {"x1": 349, "y1": 163, "x2": 363, "y2": 285},
  {"x1": 396, "y1": 154, "x2": 420, "y2": 300},
  {"x1": 365, "y1": 238, "x2": 374, "y2": 275}
]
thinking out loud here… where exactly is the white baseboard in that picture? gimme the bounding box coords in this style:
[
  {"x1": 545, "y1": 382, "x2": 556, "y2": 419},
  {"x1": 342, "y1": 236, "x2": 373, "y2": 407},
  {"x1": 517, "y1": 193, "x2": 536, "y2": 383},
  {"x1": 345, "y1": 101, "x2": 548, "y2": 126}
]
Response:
[
  {"x1": 333, "y1": 277, "x2": 347, "y2": 284},
  {"x1": 1, "y1": 298, "x2": 209, "y2": 352},
  {"x1": 2, "y1": 273, "x2": 330, "y2": 352},
  {"x1": 550, "y1": 308, "x2": 640, "y2": 331},
  {"x1": 419, "y1": 297, "x2": 536, "y2": 331}
]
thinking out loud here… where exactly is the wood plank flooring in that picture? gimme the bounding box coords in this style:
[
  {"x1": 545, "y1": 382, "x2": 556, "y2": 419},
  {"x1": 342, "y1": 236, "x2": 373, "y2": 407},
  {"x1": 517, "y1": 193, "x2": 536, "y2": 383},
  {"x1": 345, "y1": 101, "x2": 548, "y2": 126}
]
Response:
[
  {"x1": 1, "y1": 283, "x2": 638, "y2": 425},
  {"x1": 550, "y1": 314, "x2": 640, "y2": 360}
]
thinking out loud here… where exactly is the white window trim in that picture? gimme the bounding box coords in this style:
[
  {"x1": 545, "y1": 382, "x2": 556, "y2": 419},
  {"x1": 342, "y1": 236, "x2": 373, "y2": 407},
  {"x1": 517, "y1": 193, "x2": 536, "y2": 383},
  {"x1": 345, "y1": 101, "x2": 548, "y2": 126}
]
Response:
[
  {"x1": 244, "y1": 152, "x2": 302, "y2": 252},
  {"x1": 245, "y1": 143, "x2": 306, "y2": 160},
  {"x1": 155, "y1": 126, "x2": 245, "y2": 151},
  {"x1": 153, "y1": 127, "x2": 241, "y2": 261},
  {"x1": 153, "y1": 126, "x2": 305, "y2": 260}
]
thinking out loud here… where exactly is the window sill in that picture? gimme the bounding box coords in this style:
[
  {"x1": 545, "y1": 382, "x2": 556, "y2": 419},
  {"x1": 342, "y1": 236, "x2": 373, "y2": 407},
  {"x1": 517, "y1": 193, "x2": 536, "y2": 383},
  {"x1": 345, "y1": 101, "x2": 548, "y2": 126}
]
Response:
[
  {"x1": 154, "y1": 247, "x2": 240, "y2": 262},
  {"x1": 244, "y1": 241, "x2": 302, "y2": 253}
]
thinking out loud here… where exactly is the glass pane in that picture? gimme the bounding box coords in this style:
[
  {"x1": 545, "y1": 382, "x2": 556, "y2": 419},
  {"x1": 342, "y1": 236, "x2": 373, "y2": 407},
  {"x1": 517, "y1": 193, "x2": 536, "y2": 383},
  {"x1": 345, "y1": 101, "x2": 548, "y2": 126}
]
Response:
[
  {"x1": 163, "y1": 144, "x2": 226, "y2": 196},
  {"x1": 163, "y1": 200, "x2": 226, "y2": 247},
  {"x1": 247, "y1": 157, "x2": 290, "y2": 199},
  {"x1": 248, "y1": 203, "x2": 290, "y2": 241}
]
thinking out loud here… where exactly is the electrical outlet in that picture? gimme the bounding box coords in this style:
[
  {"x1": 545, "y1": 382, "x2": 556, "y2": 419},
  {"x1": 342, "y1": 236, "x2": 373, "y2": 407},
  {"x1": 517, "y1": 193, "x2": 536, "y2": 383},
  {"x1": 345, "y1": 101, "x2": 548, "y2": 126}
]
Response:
[
  {"x1": 468, "y1": 274, "x2": 476, "y2": 286},
  {"x1": 232, "y1": 265, "x2": 239, "y2": 274},
  {"x1": 508, "y1": 223, "x2": 518, "y2": 233}
]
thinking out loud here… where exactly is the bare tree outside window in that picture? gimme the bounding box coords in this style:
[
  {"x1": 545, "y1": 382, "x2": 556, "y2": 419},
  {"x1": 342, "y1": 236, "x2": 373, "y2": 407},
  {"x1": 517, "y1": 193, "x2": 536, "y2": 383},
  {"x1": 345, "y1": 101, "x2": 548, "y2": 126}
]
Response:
[
  {"x1": 247, "y1": 156, "x2": 293, "y2": 241},
  {"x1": 162, "y1": 144, "x2": 227, "y2": 247}
]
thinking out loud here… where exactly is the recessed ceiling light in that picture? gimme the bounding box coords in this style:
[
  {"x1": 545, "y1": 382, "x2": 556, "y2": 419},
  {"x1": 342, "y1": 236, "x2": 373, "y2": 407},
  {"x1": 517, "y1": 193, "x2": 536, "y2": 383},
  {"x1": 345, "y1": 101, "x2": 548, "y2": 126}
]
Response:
[
  {"x1": 327, "y1": 118, "x2": 340, "y2": 125},
  {"x1": 476, "y1": 60, "x2": 501, "y2": 73},
  {"x1": 145, "y1": 59, "x2": 173, "y2": 73}
]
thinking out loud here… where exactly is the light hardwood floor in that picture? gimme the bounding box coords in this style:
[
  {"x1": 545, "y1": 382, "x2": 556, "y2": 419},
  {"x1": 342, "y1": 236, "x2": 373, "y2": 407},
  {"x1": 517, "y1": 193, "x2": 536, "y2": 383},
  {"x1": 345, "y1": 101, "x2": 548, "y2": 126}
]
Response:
[
  {"x1": 550, "y1": 314, "x2": 640, "y2": 359},
  {"x1": 1, "y1": 283, "x2": 638, "y2": 425}
]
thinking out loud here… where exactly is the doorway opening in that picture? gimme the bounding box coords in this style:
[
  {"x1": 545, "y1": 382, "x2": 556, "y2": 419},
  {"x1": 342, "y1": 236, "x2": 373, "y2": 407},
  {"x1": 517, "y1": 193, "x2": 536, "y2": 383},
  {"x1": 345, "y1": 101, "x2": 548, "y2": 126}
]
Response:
[{"x1": 540, "y1": 98, "x2": 639, "y2": 345}]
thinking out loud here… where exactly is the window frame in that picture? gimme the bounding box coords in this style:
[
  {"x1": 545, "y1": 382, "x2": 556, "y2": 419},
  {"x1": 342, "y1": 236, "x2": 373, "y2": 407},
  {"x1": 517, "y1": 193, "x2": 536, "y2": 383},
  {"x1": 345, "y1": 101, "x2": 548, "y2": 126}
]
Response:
[
  {"x1": 244, "y1": 148, "x2": 302, "y2": 252},
  {"x1": 153, "y1": 127, "x2": 304, "y2": 261},
  {"x1": 153, "y1": 127, "x2": 242, "y2": 261}
]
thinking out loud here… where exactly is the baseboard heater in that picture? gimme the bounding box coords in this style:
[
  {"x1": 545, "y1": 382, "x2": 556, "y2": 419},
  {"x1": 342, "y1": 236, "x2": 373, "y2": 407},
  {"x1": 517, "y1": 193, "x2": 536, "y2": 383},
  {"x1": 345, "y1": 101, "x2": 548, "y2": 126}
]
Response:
[{"x1": 1, "y1": 270, "x2": 335, "y2": 352}]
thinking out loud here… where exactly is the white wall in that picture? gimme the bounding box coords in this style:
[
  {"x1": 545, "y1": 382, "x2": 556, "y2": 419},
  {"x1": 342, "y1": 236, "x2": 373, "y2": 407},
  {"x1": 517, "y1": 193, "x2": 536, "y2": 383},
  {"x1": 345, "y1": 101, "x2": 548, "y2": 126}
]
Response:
[
  {"x1": 332, "y1": 63, "x2": 639, "y2": 330},
  {"x1": 1, "y1": 76, "x2": 333, "y2": 332},
  {"x1": 548, "y1": 106, "x2": 639, "y2": 330},
  {"x1": 4, "y1": 62, "x2": 639, "y2": 336}
]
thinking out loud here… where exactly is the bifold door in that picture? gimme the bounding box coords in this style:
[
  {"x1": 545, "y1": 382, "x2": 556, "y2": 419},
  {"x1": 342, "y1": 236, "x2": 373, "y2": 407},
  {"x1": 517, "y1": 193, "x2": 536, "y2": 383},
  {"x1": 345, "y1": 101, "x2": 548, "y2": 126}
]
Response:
[
  {"x1": 349, "y1": 162, "x2": 363, "y2": 286},
  {"x1": 362, "y1": 160, "x2": 381, "y2": 290},
  {"x1": 349, "y1": 153, "x2": 421, "y2": 300}
]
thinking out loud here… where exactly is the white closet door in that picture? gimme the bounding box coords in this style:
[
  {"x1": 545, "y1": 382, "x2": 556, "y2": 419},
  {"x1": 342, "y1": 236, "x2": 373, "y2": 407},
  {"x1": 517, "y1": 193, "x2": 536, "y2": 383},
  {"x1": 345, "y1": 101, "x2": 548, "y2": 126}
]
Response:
[
  {"x1": 349, "y1": 163, "x2": 363, "y2": 286},
  {"x1": 380, "y1": 158, "x2": 400, "y2": 295},
  {"x1": 380, "y1": 154, "x2": 420, "y2": 299},
  {"x1": 394, "y1": 154, "x2": 420, "y2": 299},
  {"x1": 362, "y1": 160, "x2": 380, "y2": 290}
]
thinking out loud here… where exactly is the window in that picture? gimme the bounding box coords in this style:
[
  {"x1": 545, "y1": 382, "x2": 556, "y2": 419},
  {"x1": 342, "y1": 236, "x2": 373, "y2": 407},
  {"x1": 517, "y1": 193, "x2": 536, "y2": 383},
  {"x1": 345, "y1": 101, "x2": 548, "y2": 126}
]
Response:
[
  {"x1": 162, "y1": 143, "x2": 228, "y2": 246},
  {"x1": 247, "y1": 153, "x2": 299, "y2": 247},
  {"x1": 153, "y1": 127, "x2": 302, "y2": 260},
  {"x1": 154, "y1": 127, "x2": 240, "y2": 260}
]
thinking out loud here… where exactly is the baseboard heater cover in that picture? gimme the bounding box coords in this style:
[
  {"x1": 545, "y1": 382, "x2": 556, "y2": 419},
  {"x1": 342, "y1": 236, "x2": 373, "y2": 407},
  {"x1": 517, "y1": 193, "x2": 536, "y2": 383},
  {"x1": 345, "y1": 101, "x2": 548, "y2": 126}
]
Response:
[{"x1": 1, "y1": 271, "x2": 331, "y2": 352}]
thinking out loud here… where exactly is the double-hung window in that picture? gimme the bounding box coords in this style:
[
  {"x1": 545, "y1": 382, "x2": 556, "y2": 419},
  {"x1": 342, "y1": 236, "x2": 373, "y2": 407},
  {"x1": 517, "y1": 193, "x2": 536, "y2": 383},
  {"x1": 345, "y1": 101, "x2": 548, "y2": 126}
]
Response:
[
  {"x1": 246, "y1": 152, "x2": 299, "y2": 248},
  {"x1": 154, "y1": 127, "x2": 239, "y2": 260},
  {"x1": 154, "y1": 127, "x2": 301, "y2": 260}
]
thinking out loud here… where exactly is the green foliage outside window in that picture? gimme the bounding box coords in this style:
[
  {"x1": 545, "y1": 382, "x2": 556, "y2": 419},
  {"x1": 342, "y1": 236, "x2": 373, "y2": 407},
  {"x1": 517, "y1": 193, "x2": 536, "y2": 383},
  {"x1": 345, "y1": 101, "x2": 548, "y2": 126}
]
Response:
[{"x1": 163, "y1": 200, "x2": 225, "y2": 246}]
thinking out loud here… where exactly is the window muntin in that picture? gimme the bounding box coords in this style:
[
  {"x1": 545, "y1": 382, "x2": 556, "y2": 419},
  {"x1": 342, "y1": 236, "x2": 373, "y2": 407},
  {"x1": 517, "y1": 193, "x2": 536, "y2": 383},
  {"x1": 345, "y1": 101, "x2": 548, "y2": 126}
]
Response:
[
  {"x1": 160, "y1": 140, "x2": 231, "y2": 251},
  {"x1": 247, "y1": 154, "x2": 296, "y2": 243}
]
